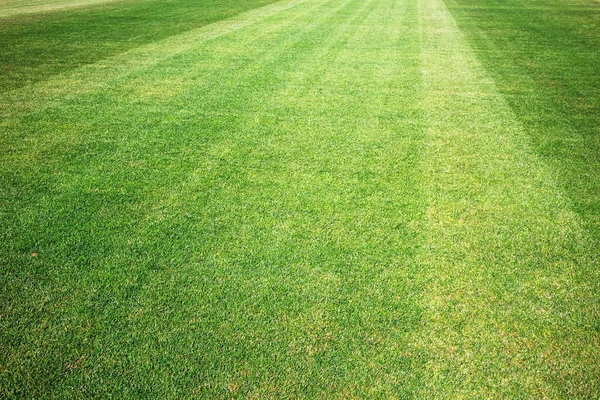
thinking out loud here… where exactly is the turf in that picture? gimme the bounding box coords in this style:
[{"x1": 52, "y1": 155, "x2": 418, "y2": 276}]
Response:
[
  {"x1": 0, "y1": 0, "x2": 280, "y2": 92},
  {"x1": 1, "y1": 0, "x2": 599, "y2": 397},
  {"x1": 443, "y1": 0, "x2": 600, "y2": 243}
]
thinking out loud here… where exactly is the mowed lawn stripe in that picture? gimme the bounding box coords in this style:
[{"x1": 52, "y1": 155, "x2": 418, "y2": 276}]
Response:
[
  {"x1": 417, "y1": 0, "x2": 600, "y2": 396},
  {"x1": 0, "y1": 0, "x2": 335, "y2": 266},
  {"x1": 1, "y1": 0, "x2": 428, "y2": 397},
  {"x1": 443, "y1": 0, "x2": 600, "y2": 244},
  {"x1": 0, "y1": 0, "x2": 314, "y2": 119},
  {"x1": 0, "y1": 0, "x2": 282, "y2": 93}
]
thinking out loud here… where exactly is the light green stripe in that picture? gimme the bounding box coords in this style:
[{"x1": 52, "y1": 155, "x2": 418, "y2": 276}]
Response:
[{"x1": 417, "y1": 0, "x2": 600, "y2": 396}]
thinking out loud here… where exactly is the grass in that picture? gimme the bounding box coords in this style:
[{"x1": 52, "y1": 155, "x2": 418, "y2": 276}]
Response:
[
  {"x1": 417, "y1": 0, "x2": 599, "y2": 396},
  {"x1": 443, "y1": 0, "x2": 600, "y2": 243},
  {"x1": 0, "y1": 0, "x2": 599, "y2": 397},
  {"x1": 0, "y1": 0, "x2": 279, "y2": 92}
]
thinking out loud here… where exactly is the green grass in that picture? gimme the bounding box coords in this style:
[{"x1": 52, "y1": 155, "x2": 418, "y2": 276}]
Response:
[
  {"x1": 0, "y1": 0, "x2": 279, "y2": 92},
  {"x1": 1, "y1": 0, "x2": 599, "y2": 397},
  {"x1": 443, "y1": 0, "x2": 600, "y2": 242},
  {"x1": 417, "y1": 0, "x2": 599, "y2": 396}
]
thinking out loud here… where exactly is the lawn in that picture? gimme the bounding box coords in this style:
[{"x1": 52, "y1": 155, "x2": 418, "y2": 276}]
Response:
[{"x1": 1, "y1": 0, "x2": 599, "y2": 397}]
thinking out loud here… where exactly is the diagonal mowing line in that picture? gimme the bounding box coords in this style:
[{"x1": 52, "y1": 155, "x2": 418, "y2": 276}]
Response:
[
  {"x1": 0, "y1": 0, "x2": 311, "y2": 119},
  {"x1": 0, "y1": 0, "x2": 358, "y2": 177},
  {"x1": 417, "y1": 0, "x2": 600, "y2": 397},
  {"x1": 0, "y1": 0, "x2": 361, "y2": 261}
]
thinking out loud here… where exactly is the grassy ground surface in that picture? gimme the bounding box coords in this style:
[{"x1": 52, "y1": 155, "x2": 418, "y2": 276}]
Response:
[
  {"x1": 0, "y1": 0, "x2": 122, "y2": 18},
  {"x1": 1, "y1": 0, "x2": 599, "y2": 397},
  {"x1": 0, "y1": 0, "x2": 279, "y2": 92}
]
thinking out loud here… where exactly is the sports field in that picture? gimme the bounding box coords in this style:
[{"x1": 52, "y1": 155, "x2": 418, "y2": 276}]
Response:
[{"x1": 1, "y1": 0, "x2": 599, "y2": 397}]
